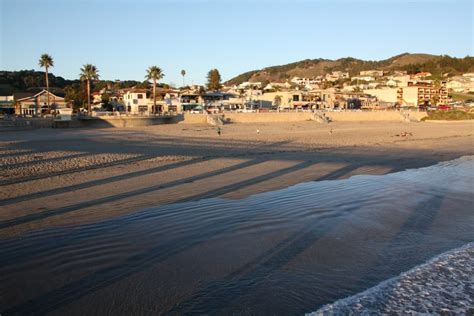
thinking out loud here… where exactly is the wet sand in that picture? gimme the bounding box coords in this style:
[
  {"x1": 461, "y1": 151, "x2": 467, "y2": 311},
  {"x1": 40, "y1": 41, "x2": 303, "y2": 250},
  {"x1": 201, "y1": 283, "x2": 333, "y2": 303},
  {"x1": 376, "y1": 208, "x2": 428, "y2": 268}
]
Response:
[{"x1": 0, "y1": 121, "x2": 473, "y2": 237}]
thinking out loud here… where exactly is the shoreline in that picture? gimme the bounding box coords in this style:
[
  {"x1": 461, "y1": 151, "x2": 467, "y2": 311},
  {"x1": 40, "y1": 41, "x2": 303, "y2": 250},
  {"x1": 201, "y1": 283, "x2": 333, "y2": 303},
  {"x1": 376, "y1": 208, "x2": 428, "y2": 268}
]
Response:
[{"x1": 308, "y1": 242, "x2": 474, "y2": 315}]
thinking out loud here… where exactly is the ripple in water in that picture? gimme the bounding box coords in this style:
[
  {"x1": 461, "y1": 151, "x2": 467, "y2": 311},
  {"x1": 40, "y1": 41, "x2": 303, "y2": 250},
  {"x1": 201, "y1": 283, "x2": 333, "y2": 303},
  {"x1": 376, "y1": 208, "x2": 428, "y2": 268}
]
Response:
[{"x1": 0, "y1": 156, "x2": 473, "y2": 315}]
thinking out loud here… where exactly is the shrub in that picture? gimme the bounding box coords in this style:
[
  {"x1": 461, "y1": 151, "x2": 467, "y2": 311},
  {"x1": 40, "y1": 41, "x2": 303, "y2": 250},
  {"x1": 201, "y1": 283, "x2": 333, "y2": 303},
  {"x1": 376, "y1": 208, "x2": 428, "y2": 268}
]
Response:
[{"x1": 421, "y1": 110, "x2": 474, "y2": 121}]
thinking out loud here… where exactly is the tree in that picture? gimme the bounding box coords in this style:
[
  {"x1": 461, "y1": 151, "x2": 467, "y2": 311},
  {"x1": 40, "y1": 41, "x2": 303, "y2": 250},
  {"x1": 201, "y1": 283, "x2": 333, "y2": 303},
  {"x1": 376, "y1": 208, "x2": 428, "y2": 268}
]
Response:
[
  {"x1": 274, "y1": 95, "x2": 282, "y2": 107},
  {"x1": 100, "y1": 93, "x2": 115, "y2": 111},
  {"x1": 64, "y1": 83, "x2": 88, "y2": 111},
  {"x1": 145, "y1": 66, "x2": 165, "y2": 113},
  {"x1": 206, "y1": 69, "x2": 222, "y2": 91},
  {"x1": 430, "y1": 95, "x2": 440, "y2": 106},
  {"x1": 38, "y1": 54, "x2": 54, "y2": 115},
  {"x1": 181, "y1": 69, "x2": 186, "y2": 87},
  {"x1": 238, "y1": 88, "x2": 247, "y2": 109},
  {"x1": 79, "y1": 64, "x2": 99, "y2": 115}
]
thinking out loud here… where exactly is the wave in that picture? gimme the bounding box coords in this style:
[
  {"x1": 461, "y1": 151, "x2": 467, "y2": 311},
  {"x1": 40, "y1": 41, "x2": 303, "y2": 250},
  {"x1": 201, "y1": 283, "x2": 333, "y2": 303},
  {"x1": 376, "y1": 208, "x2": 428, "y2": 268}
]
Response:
[{"x1": 307, "y1": 242, "x2": 474, "y2": 315}]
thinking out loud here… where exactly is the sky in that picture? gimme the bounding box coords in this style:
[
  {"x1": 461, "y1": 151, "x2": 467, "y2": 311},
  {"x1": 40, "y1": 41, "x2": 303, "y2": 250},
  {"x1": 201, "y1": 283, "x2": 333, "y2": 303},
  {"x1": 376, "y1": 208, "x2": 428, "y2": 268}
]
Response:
[{"x1": 1, "y1": 0, "x2": 473, "y2": 85}]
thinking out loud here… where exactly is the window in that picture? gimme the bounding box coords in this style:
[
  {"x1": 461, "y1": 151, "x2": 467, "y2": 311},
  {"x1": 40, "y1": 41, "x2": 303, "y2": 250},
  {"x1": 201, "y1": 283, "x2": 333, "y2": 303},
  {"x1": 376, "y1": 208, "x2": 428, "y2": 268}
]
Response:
[
  {"x1": 137, "y1": 94, "x2": 143, "y2": 99},
  {"x1": 133, "y1": 99, "x2": 138, "y2": 104},
  {"x1": 293, "y1": 95, "x2": 300, "y2": 102}
]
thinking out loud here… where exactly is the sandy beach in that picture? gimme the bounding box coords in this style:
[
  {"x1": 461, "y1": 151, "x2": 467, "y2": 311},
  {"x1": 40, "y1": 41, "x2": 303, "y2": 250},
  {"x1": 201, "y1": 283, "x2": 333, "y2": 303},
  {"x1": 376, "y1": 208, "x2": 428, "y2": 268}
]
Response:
[
  {"x1": 1, "y1": 120, "x2": 474, "y2": 315},
  {"x1": 0, "y1": 120, "x2": 472, "y2": 237}
]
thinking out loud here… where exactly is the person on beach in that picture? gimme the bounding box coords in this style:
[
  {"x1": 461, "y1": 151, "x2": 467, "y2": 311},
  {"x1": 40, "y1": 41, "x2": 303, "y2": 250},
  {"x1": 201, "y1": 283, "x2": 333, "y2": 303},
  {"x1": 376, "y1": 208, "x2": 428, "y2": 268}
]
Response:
[{"x1": 217, "y1": 126, "x2": 221, "y2": 136}]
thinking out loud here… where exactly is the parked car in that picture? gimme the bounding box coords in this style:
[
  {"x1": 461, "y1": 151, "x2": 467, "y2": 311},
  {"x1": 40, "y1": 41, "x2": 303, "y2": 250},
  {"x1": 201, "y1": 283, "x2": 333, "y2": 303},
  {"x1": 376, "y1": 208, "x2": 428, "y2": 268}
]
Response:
[
  {"x1": 437, "y1": 105, "x2": 451, "y2": 111},
  {"x1": 205, "y1": 106, "x2": 220, "y2": 114}
]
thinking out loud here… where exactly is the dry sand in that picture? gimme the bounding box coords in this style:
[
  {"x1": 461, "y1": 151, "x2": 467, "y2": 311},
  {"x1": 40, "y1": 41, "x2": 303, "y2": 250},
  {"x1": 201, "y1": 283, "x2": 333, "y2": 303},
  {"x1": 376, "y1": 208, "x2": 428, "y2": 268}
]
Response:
[{"x1": 0, "y1": 121, "x2": 473, "y2": 237}]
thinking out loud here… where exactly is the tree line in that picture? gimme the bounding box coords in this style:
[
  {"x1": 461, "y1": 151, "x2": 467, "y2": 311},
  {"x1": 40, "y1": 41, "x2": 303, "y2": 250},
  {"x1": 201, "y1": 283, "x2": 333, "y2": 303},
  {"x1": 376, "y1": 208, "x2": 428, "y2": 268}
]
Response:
[{"x1": 2, "y1": 53, "x2": 223, "y2": 114}]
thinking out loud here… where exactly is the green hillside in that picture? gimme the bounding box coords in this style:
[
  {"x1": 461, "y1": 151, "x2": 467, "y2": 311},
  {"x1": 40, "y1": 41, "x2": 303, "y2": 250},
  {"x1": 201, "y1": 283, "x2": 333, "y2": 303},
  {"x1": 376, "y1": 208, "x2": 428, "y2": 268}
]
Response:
[{"x1": 225, "y1": 53, "x2": 474, "y2": 85}]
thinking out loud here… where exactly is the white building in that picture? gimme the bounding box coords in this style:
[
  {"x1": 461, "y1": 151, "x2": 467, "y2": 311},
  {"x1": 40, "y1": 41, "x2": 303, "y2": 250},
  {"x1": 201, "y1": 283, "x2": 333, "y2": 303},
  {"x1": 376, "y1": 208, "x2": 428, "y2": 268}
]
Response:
[
  {"x1": 123, "y1": 89, "x2": 151, "y2": 114},
  {"x1": 385, "y1": 79, "x2": 398, "y2": 87},
  {"x1": 351, "y1": 76, "x2": 375, "y2": 82},
  {"x1": 363, "y1": 88, "x2": 399, "y2": 103},
  {"x1": 291, "y1": 77, "x2": 319, "y2": 85},
  {"x1": 238, "y1": 82, "x2": 262, "y2": 89},
  {"x1": 264, "y1": 82, "x2": 292, "y2": 90},
  {"x1": 446, "y1": 76, "x2": 474, "y2": 93}
]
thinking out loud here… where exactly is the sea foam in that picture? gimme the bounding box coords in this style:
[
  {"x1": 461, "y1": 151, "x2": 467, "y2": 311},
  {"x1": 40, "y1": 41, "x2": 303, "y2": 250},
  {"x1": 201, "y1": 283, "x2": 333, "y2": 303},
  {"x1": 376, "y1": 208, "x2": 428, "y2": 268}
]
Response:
[{"x1": 307, "y1": 242, "x2": 474, "y2": 315}]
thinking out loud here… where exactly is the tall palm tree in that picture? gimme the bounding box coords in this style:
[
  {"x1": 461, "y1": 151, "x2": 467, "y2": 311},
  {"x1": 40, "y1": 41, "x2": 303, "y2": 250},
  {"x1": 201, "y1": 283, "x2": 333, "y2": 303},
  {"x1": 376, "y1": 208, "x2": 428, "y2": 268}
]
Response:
[
  {"x1": 181, "y1": 69, "x2": 186, "y2": 87},
  {"x1": 80, "y1": 64, "x2": 99, "y2": 115},
  {"x1": 146, "y1": 66, "x2": 164, "y2": 113},
  {"x1": 38, "y1": 54, "x2": 54, "y2": 115}
]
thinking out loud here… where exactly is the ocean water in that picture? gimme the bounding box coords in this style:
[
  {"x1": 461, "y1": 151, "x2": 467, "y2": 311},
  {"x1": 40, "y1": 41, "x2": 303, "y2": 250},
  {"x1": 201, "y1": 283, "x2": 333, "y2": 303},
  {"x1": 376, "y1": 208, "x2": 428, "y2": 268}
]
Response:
[
  {"x1": 308, "y1": 243, "x2": 473, "y2": 315},
  {"x1": 0, "y1": 157, "x2": 473, "y2": 315}
]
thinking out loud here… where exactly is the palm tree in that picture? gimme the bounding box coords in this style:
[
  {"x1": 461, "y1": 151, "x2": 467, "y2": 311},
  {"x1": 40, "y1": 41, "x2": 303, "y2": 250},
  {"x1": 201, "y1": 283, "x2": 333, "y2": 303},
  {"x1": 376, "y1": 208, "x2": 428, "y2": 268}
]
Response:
[
  {"x1": 146, "y1": 66, "x2": 164, "y2": 113},
  {"x1": 38, "y1": 54, "x2": 54, "y2": 115},
  {"x1": 80, "y1": 64, "x2": 99, "y2": 115},
  {"x1": 274, "y1": 95, "x2": 282, "y2": 107},
  {"x1": 181, "y1": 69, "x2": 186, "y2": 87},
  {"x1": 239, "y1": 88, "x2": 247, "y2": 110}
]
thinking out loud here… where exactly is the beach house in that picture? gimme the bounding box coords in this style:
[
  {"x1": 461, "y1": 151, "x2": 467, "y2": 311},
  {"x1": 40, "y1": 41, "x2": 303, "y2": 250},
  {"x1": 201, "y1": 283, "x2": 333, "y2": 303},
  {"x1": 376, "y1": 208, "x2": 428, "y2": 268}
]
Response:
[
  {"x1": 15, "y1": 89, "x2": 67, "y2": 116},
  {"x1": 123, "y1": 88, "x2": 150, "y2": 114}
]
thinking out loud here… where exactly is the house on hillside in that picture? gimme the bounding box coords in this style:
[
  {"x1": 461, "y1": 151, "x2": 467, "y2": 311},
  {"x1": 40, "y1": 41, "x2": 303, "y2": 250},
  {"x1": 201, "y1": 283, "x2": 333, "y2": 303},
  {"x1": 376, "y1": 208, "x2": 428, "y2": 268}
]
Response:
[
  {"x1": 446, "y1": 76, "x2": 474, "y2": 93},
  {"x1": 385, "y1": 79, "x2": 398, "y2": 87},
  {"x1": 360, "y1": 70, "x2": 384, "y2": 77},
  {"x1": 14, "y1": 89, "x2": 67, "y2": 116},
  {"x1": 412, "y1": 72, "x2": 432, "y2": 79},
  {"x1": 351, "y1": 76, "x2": 375, "y2": 82},
  {"x1": 263, "y1": 82, "x2": 292, "y2": 91}
]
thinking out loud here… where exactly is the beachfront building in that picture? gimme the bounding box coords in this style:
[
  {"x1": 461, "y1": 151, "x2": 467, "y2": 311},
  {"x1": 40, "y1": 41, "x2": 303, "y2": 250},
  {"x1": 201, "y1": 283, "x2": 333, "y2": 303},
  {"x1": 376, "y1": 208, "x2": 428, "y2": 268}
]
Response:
[
  {"x1": 180, "y1": 92, "x2": 201, "y2": 111},
  {"x1": 123, "y1": 88, "x2": 150, "y2": 114},
  {"x1": 158, "y1": 90, "x2": 181, "y2": 112},
  {"x1": 14, "y1": 90, "x2": 67, "y2": 116},
  {"x1": 0, "y1": 95, "x2": 15, "y2": 115},
  {"x1": 363, "y1": 88, "x2": 399, "y2": 104},
  {"x1": 255, "y1": 90, "x2": 321, "y2": 110},
  {"x1": 202, "y1": 92, "x2": 234, "y2": 104},
  {"x1": 397, "y1": 82, "x2": 448, "y2": 107}
]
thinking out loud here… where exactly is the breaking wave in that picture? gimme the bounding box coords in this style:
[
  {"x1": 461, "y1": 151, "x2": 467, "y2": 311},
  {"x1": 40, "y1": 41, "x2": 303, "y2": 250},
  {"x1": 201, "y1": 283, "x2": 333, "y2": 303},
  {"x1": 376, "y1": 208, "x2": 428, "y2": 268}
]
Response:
[{"x1": 308, "y1": 242, "x2": 474, "y2": 315}]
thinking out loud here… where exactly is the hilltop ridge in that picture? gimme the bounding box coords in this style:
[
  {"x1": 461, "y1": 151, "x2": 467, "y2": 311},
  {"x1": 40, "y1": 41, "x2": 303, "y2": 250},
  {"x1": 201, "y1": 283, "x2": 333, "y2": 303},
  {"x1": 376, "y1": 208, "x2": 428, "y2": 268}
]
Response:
[{"x1": 225, "y1": 53, "x2": 474, "y2": 85}]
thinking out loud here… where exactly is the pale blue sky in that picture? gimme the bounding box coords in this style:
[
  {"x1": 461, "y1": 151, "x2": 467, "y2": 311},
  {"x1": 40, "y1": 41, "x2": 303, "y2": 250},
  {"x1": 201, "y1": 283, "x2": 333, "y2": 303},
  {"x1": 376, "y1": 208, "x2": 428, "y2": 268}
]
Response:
[{"x1": 1, "y1": 0, "x2": 473, "y2": 85}]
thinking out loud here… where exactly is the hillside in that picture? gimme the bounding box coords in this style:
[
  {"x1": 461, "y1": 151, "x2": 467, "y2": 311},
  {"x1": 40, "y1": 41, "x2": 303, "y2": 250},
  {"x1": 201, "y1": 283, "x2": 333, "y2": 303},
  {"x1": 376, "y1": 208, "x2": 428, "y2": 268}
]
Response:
[
  {"x1": 0, "y1": 70, "x2": 77, "y2": 95},
  {"x1": 0, "y1": 70, "x2": 143, "y2": 95},
  {"x1": 225, "y1": 53, "x2": 474, "y2": 85}
]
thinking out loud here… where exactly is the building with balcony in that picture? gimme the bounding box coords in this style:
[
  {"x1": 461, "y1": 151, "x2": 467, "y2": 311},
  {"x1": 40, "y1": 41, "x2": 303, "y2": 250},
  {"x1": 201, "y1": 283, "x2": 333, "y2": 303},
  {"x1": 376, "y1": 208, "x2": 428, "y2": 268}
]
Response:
[{"x1": 397, "y1": 82, "x2": 446, "y2": 107}]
